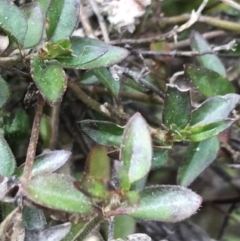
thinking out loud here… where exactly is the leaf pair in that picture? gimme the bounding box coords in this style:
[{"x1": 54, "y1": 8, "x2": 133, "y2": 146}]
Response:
[{"x1": 163, "y1": 85, "x2": 239, "y2": 142}]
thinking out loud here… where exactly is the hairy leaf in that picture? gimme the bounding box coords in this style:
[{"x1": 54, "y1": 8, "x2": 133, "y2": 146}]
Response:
[
  {"x1": 190, "y1": 31, "x2": 226, "y2": 76},
  {"x1": 58, "y1": 37, "x2": 129, "y2": 69},
  {"x1": 0, "y1": 75, "x2": 10, "y2": 109},
  {"x1": 24, "y1": 173, "x2": 92, "y2": 214},
  {"x1": 31, "y1": 56, "x2": 67, "y2": 105},
  {"x1": 46, "y1": 0, "x2": 80, "y2": 42},
  {"x1": 185, "y1": 64, "x2": 235, "y2": 97},
  {"x1": 21, "y1": 2, "x2": 44, "y2": 48},
  {"x1": 190, "y1": 94, "x2": 240, "y2": 126},
  {"x1": 0, "y1": 134, "x2": 16, "y2": 177},
  {"x1": 0, "y1": 0, "x2": 27, "y2": 45},
  {"x1": 178, "y1": 137, "x2": 219, "y2": 186},
  {"x1": 113, "y1": 185, "x2": 202, "y2": 222},
  {"x1": 187, "y1": 119, "x2": 235, "y2": 142},
  {"x1": 16, "y1": 150, "x2": 71, "y2": 177},
  {"x1": 93, "y1": 68, "x2": 120, "y2": 97},
  {"x1": 120, "y1": 113, "x2": 152, "y2": 185},
  {"x1": 79, "y1": 120, "x2": 123, "y2": 147},
  {"x1": 163, "y1": 85, "x2": 191, "y2": 130}
]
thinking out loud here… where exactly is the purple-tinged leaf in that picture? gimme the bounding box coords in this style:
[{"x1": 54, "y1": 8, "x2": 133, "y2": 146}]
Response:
[
  {"x1": 190, "y1": 31, "x2": 226, "y2": 77},
  {"x1": 16, "y1": 150, "x2": 71, "y2": 177},
  {"x1": 113, "y1": 185, "x2": 202, "y2": 222},
  {"x1": 120, "y1": 113, "x2": 152, "y2": 186},
  {"x1": 23, "y1": 173, "x2": 92, "y2": 214},
  {"x1": 190, "y1": 94, "x2": 240, "y2": 126},
  {"x1": 21, "y1": 2, "x2": 44, "y2": 48},
  {"x1": 0, "y1": 0, "x2": 27, "y2": 45}
]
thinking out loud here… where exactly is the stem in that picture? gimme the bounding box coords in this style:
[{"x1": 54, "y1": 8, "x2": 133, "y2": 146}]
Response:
[
  {"x1": 22, "y1": 96, "x2": 44, "y2": 183},
  {"x1": 49, "y1": 103, "x2": 61, "y2": 150},
  {"x1": 160, "y1": 14, "x2": 240, "y2": 32}
]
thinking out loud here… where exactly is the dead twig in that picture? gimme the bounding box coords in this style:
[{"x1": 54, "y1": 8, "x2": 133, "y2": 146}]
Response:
[
  {"x1": 79, "y1": 1, "x2": 96, "y2": 38},
  {"x1": 88, "y1": 0, "x2": 110, "y2": 42},
  {"x1": 135, "y1": 40, "x2": 236, "y2": 57}
]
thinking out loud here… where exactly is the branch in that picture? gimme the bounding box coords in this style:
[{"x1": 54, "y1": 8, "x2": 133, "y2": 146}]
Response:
[
  {"x1": 22, "y1": 96, "x2": 45, "y2": 183},
  {"x1": 68, "y1": 80, "x2": 129, "y2": 120},
  {"x1": 135, "y1": 40, "x2": 236, "y2": 57}
]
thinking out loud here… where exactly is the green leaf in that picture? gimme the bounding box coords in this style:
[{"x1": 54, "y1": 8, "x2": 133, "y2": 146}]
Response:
[
  {"x1": 46, "y1": 0, "x2": 80, "y2": 43},
  {"x1": 190, "y1": 94, "x2": 240, "y2": 126},
  {"x1": 185, "y1": 64, "x2": 235, "y2": 97},
  {"x1": 34, "y1": 0, "x2": 51, "y2": 13},
  {"x1": 120, "y1": 113, "x2": 152, "y2": 185},
  {"x1": 187, "y1": 119, "x2": 235, "y2": 142},
  {"x1": 190, "y1": 31, "x2": 226, "y2": 77},
  {"x1": 80, "y1": 145, "x2": 111, "y2": 199},
  {"x1": 0, "y1": 134, "x2": 16, "y2": 177},
  {"x1": 15, "y1": 150, "x2": 71, "y2": 177},
  {"x1": 114, "y1": 216, "x2": 136, "y2": 239},
  {"x1": 21, "y1": 2, "x2": 44, "y2": 48},
  {"x1": 163, "y1": 84, "x2": 191, "y2": 130},
  {"x1": 23, "y1": 173, "x2": 93, "y2": 214},
  {"x1": 93, "y1": 68, "x2": 120, "y2": 97},
  {"x1": 31, "y1": 56, "x2": 67, "y2": 105},
  {"x1": 84, "y1": 145, "x2": 110, "y2": 180},
  {"x1": 113, "y1": 185, "x2": 202, "y2": 222},
  {"x1": 152, "y1": 150, "x2": 168, "y2": 170},
  {"x1": 62, "y1": 215, "x2": 101, "y2": 241},
  {"x1": 40, "y1": 114, "x2": 52, "y2": 148},
  {"x1": 0, "y1": 75, "x2": 10, "y2": 109},
  {"x1": 80, "y1": 70, "x2": 99, "y2": 85},
  {"x1": 58, "y1": 37, "x2": 129, "y2": 69},
  {"x1": 26, "y1": 223, "x2": 71, "y2": 240},
  {"x1": 3, "y1": 108, "x2": 30, "y2": 141},
  {"x1": 0, "y1": 0, "x2": 28, "y2": 45},
  {"x1": 79, "y1": 120, "x2": 123, "y2": 147},
  {"x1": 56, "y1": 37, "x2": 107, "y2": 67},
  {"x1": 41, "y1": 39, "x2": 73, "y2": 59},
  {"x1": 22, "y1": 206, "x2": 46, "y2": 230},
  {"x1": 177, "y1": 137, "x2": 219, "y2": 187}
]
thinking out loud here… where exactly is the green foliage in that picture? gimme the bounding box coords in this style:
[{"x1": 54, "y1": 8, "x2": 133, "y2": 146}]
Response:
[
  {"x1": 0, "y1": 134, "x2": 16, "y2": 177},
  {"x1": 0, "y1": 0, "x2": 239, "y2": 240},
  {"x1": 185, "y1": 64, "x2": 235, "y2": 97},
  {"x1": 0, "y1": 0, "x2": 27, "y2": 45},
  {"x1": 190, "y1": 31, "x2": 226, "y2": 76},
  {"x1": 20, "y1": 2, "x2": 44, "y2": 48}
]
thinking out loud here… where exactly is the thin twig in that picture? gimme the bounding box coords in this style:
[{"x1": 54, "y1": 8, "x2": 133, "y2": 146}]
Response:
[
  {"x1": 177, "y1": 0, "x2": 209, "y2": 33},
  {"x1": 160, "y1": 14, "x2": 240, "y2": 32},
  {"x1": 49, "y1": 103, "x2": 61, "y2": 150},
  {"x1": 220, "y1": 0, "x2": 240, "y2": 11},
  {"x1": 81, "y1": 86, "x2": 164, "y2": 104},
  {"x1": 169, "y1": 30, "x2": 226, "y2": 49},
  {"x1": 79, "y1": 1, "x2": 96, "y2": 38},
  {"x1": 22, "y1": 96, "x2": 45, "y2": 183},
  {"x1": 109, "y1": 0, "x2": 208, "y2": 45},
  {"x1": 135, "y1": 40, "x2": 236, "y2": 57},
  {"x1": 68, "y1": 80, "x2": 129, "y2": 121},
  {"x1": 88, "y1": 0, "x2": 110, "y2": 42}
]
